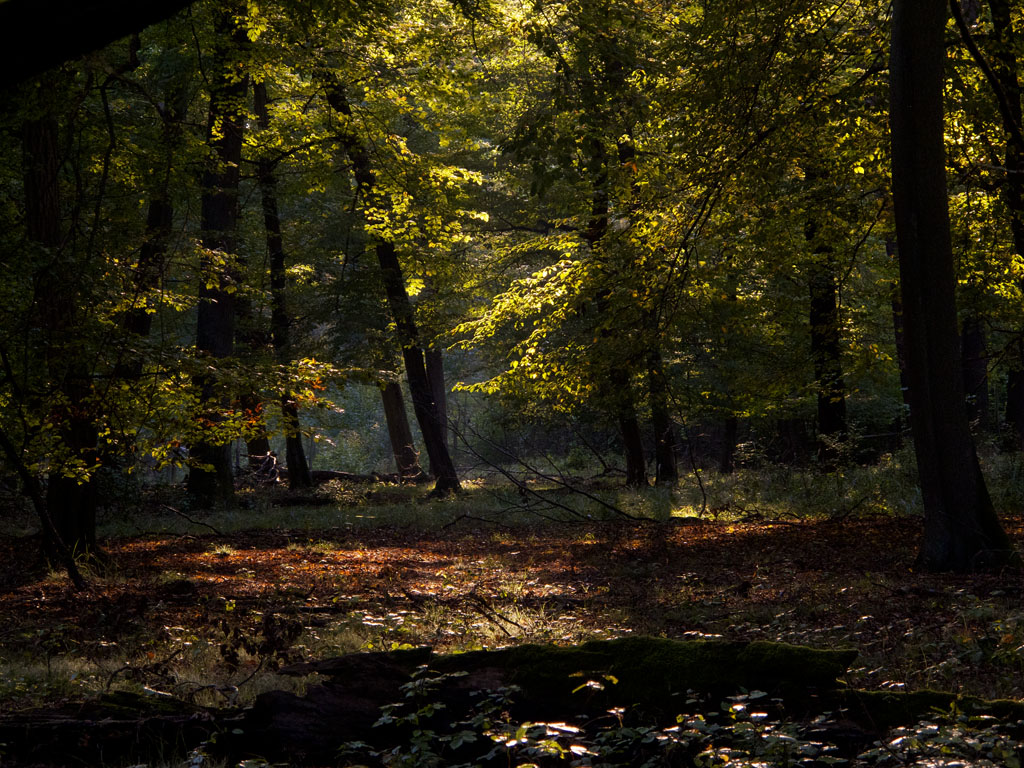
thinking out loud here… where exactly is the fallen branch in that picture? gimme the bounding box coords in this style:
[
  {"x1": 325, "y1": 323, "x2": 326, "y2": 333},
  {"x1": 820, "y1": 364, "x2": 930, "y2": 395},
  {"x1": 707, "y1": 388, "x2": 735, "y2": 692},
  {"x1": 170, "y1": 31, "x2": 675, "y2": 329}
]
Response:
[
  {"x1": 162, "y1": 504, "x2": 223, "y2": 536},
  {"x1": 453, "y1": 423, "x2": 645, "y2": 522}
]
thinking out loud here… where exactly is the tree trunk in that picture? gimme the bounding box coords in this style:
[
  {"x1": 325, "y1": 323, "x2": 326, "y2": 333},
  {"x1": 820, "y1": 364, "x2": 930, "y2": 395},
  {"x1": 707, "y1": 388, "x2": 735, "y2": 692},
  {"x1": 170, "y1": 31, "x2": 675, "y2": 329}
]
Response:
[
  {"x1": 117, "y1": 79, "x2": 182, "y2": 363},
  {"x1": 647, "y1": 346, "x2": 678, "y2": 484},
  {"x1": 23, "y1": 107, "x2": 100, "y2": 560},
  {"x1": 618, "y1": 405, "x2": 647, "y2": 488},
  {"x1": 378, "y1": 242, "x2": 461, "y2": 494},
  {"x1": 425, "y1": 347, "x2": 453, "y2": 467},
  {"x1": 325, "y1": 84, "x2": 460, "y2": 495},
  {"x1": 583, "y1": 138, "x2": 648, "y2": 486},
  {"x1": 889, "y1": 0, "x2": 1016, "y2": 570},
  {"x1": 253, "y1": 80, "x2": 312, "y2": 489},
  {"x1": 985, "y1": 0, "x2": 1024, "y2": 448},
  {"x1": 807, "y1": 246, "x2": 848, "y2": 466},
  {"x1": 961, "y1": 315, "x2": 991, "y2": 429},
  {"x1": 187, "y1": 5, "x2": 249, "y2": 507},
  {"x1": 719, "y1": 417, "x2": 738, "y2": 474},
  {"x1": 119, "y1": 196, "x2": 171, "y2": 352},
  {"x1": 380, "y1": 380, "x2": 425, "y2": 480}
]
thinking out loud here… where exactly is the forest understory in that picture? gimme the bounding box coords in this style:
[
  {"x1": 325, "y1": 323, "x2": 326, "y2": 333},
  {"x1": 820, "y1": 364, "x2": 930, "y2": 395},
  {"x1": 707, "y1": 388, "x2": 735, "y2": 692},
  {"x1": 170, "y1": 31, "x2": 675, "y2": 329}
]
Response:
[{"x1": 4, "y1": 467, "x2": 1024, "y2": 712}]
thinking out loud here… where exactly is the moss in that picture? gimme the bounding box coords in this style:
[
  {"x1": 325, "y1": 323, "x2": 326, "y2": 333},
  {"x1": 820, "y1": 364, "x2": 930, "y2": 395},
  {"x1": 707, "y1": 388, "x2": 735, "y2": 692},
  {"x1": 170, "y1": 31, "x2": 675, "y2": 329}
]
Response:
[
  {"x1": 838, "y1": 689, "x2": 1024, "y2": 730},
  {"x1": 428, "y1": 636, "x2": 857, "y2": 714}
]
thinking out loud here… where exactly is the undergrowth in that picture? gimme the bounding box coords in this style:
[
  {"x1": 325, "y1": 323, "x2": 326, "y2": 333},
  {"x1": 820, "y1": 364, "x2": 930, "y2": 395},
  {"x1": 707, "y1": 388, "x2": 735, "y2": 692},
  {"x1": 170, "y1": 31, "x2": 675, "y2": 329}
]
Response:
[{"x1": 2, "y1": 453, "x2": 1024, "y2": 765}]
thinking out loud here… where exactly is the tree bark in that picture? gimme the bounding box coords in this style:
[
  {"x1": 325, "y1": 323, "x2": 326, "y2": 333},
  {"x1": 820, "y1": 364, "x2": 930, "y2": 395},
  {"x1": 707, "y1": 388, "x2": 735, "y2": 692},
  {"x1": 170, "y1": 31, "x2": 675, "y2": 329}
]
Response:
[
  {"x1": 719, "y1": 417, "x2": 738, "y2": 474},
  {"x1": 425, "y1": 347, "x2": 453, "y2": 464},
  {"x1": 380, "y1": 380, "x2": 425, "y2": 480},
  {"x1": 254, "y1": 80, "x2": 312, "y2": 489},
  {"x1": 23, "y1": 106, "x2": 101, "y2": 560},
  {"x1": 325, "y1": 84, "x2": 460, "y2": 495},
  {"x1": 187, "y1": 5, "x2": 249, "y2": 507},
  {"x1": 961, "y1": 315, "x2": 991, "y2": 429},
  {"x1": 807, "y1": 244, "x2": 848, "y2": 466},
  {"x1": 583, "y1": 138, "x2": 648, "y2": 487},
  {"x1": 889, "y1": 0, "x2": 1016, "y2": 570},
  {"x1": 647, "y1": 346, "x2": 678, "y2": 484},
  {"x1": 985, "y1": 0, "x2": 1024, "y2": 448}
]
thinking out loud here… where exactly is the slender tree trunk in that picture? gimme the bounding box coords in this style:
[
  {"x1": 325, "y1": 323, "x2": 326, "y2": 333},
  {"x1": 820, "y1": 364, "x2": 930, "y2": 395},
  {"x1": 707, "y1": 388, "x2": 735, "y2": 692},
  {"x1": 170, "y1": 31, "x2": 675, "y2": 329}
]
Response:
[
  {"x1": 117, "y1": 80, "x2": 181, "y2": 370},
  {"x1": 807, "y1": 245, "x2": 848, "y2": 466},
  {"x1": 617, "y1": 400, "x2": 647, "y2": 487},
  {"x1": 325, "y1": 84, "x2": 460, "y2": 495},
  {"x1": 380, "y1": 380, "x2": 425, "y2": 480},
  {"x1": 187, "y1": 5, "x2": 249, "y2": 507},
  {"x1": 890, "y1": 0, "x2": 1016, "y2": 570},
  {"x1": 119, "y1": 196, "x2": 171, "y2": 352},
  {"x1": 962, "y1": 315, "x2": 991, "y2": 429},
  {"x1": 379, "y1": 242, "x2": 461, "y2": 493},
  {"x1": 647, "y1": 346, "x2": 678, "y2": 484},
  {"x1": 253, "y1": 81, "x2": 312, "y2": 489},
  {"x1": 583, "y1": 138, "x2": 647, "y2": 486}
]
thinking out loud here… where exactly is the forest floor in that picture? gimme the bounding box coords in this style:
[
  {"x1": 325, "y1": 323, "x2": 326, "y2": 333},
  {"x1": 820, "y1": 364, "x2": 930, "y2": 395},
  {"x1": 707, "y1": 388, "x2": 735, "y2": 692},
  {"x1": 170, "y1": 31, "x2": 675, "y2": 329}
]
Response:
[{"x1": 2, "y1": 475, "x2": 1024, "y2": 718}]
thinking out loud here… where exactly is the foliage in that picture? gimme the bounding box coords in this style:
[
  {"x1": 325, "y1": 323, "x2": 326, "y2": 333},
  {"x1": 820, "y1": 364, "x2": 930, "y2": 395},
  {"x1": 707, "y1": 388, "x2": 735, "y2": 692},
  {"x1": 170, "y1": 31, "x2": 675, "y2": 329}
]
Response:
[{"x1": 340, "y1": 670, "x2": 1024, "y2": 767}]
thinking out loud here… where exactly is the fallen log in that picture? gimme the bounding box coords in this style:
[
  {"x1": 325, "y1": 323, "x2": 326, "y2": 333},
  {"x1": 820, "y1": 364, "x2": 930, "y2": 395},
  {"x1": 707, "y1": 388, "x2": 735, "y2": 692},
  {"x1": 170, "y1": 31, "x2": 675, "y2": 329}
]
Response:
[
  {"x1": 0, "y1": 690, "x2": 231, "y2": 767},
  {"x1": 226, "y1": 637, "x2": 858, "y2": 764},
  {"x1": 8, "y1": 638, "x2": 1024, "y2": 767}
]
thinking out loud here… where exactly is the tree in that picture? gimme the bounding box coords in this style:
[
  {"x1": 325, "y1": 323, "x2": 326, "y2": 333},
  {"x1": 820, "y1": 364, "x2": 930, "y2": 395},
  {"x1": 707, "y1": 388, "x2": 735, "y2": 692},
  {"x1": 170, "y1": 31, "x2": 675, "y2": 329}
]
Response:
[
  {"x1": 325, "y1": 83, "x2": 462, "y2": 496},
  {"x1": 187, "y1": 3, "x2": 251, "y2": 507},
  {"x1": 889, "y1": 0, "x2": 1016, "y2": 571},
  {"x1": 254, "y1": 79, "x2": 314, "y2": 489}
]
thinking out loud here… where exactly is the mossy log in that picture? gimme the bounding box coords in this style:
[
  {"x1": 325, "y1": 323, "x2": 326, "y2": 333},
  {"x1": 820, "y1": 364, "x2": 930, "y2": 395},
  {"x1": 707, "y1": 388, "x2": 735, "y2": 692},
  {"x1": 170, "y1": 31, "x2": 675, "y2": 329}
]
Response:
[
  {"x1": 7, "y1": 638, "x2": 1024, "y2": 766},
  {"x1": 428, "y1": 636, "x2": 858, "y2": 715},
  {"x1": 0, "y1": 691, "x2": 225, "y2": 766},
  {"x1": 838, "y1": 688, "x2": 1024, "y2": 729},
  {"x1": 235, "y1": 637, "x2": 858, "y2": 763}
]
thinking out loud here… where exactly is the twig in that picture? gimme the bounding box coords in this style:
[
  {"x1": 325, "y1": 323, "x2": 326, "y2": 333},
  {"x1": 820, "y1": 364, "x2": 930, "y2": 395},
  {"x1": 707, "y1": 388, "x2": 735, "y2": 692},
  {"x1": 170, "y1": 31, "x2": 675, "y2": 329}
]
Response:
[
  {"x1": 454, "y1": 423, "x2": 646, "y2": 522},
  {"x1": 161, "y1": 504, "x2": 224, "y2": 536},
  {"x1": 442, "y1": 512, "x2": 502, "y2": 530},
  {"x1": 468, "y1": 594, "x2": 522, "y2": 636}
]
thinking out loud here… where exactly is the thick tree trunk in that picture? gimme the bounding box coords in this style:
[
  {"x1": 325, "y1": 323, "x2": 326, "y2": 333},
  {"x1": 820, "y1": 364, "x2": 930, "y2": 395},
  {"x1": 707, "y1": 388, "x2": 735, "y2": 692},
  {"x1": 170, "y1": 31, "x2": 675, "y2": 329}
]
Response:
[
  {"x1": 325, "y1": 84, "x2": 460, "y2": 495},
  {"x1": 719, "y1": 417, "x2": 738, "y2": 474},
  {"x1": 380, "y1": 380, "x2": 425, "y2": 480},
  {"x1": 806, "y1": 240, "x2": 847, "y2": 467},
  {"x1": 890, "y1": 0, "x2": 1016, "y2": 570},
  {"x1": 187, "y1": 6, "x2": 248, "y2": 507},
  {"x1": 425, "y1": 348, "x2": 453, "y2": 459},
  {"x1": 24, "y1": 109, "x2": 100, "y2": 559},
  {"x1": 618, "y1": 405, "x2": 648, "y2": 488}
]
